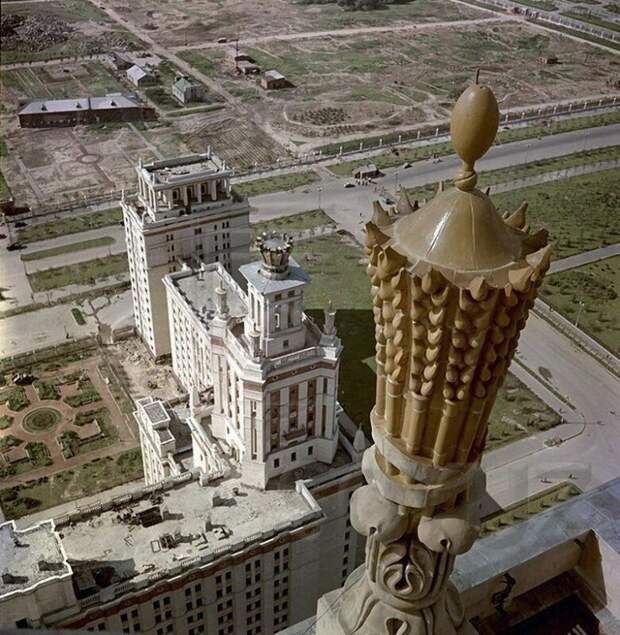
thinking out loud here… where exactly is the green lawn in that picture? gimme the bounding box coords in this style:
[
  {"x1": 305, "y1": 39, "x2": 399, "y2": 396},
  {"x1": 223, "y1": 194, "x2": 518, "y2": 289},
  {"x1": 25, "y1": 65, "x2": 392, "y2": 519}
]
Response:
[
  {"x1": 301, "y1": 234, "x2": 560, "y2": 441},
  {"x1": 492, "y1": 169, "x2": 620, "y2": 259},
  {"x1": 481, "y1": 482, "x2": 582, "y2": 537},
  {"x1": 234, "y1": 171, "x2": 320, "y2": 198},
  {"x1": 28, "y1": 254, "x2": 128, "y2": 292},
  {"x1": 252, "y1": 209, "x2": 334, "y2": 239},
  {"x1": 540, "y1": 256, "x2": 619, "y2": 355},
  {"x1": 515, "y1": 0, "x2": 558, "y2": 10},
  {"x1": 17, "y1": 208, "x2": 123, "y2": 243},
  {"x1": 406, "y1": 145, "x2": 620, "y2": 202},
  {"x1": 21, "y1": 236, "x2": 116, "y2": 262},
  {"x1": 0, "y1": 448, "x2": 143, "y2": 519}
]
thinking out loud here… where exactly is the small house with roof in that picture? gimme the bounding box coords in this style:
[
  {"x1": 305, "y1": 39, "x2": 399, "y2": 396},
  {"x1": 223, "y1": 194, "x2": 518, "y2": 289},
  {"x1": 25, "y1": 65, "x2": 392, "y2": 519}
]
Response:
[
  {"x1": 171, "y1": 75, "x2": 205, "y2": 104},
  {"x1": 127, "y1": 64, "x2": 156, "y2": 87},
  {"x1": 260, "y1": 70, "x2": 289, "y2": 90}
]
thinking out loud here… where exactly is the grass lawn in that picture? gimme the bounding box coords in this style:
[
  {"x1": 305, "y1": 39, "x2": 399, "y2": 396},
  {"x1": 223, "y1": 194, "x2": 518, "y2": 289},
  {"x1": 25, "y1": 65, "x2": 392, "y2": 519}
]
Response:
[
  {"x1": 322, "y1": 111, "x2": 620, "y2": 162},
  {"x1": 0, "y1": 415, "x2": 14, "y2": 430},
  {"x1": 481, "y1": 482, "x2": 581, "y2": 537},
  {"x1": 0, "y1": 448, "x2": 143, "y2": 519},
  {"x1": 0, "y1": 386, "x2": 30, "y2": 411},
  {"x1": 28, "y1": 253, "x2": 128, "y2": 292},
  {"x1": 540, "y1": 256, "x2": 619, "y2": 355},
  {"x1": 234, "y1": 171, "x2": 320, "y2": 198},
  {"x1": 492, "y1": 169, "x2": 620, "y2": 259},
  {"x1": 300, "y1": 234, "x2": 560, "y2": 442},
  {"x1": 535, "y1": 19, "x2": 620, "y2": 50},
  {"x1": 561, "y1": 10, "x2": 620, "y2": 32},
  {"x1": 21, "y1": 236, "x2": 116, "y2": 262},
  {"x1": 17, "y1": 208, "x2": 122, "y2": 244},
  {"x1": 515, "y1": 0, "x2": 558, "y2": 10},
  {"x1": 252, "y1": 209, "x2": 334, "y2": 239}
]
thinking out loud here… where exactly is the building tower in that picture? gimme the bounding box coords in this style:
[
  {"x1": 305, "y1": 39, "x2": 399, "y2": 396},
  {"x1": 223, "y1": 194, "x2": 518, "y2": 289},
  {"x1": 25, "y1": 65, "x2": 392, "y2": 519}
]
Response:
[
  {"x1": 122, "y1": 151, "x2": 251, "y2": 358},
  {"x1": 317, "y1": 83, "x2": 553, "y2": 633},
  {"x1": 162, "y1": 235, "x2": 343, "y2": 489}
]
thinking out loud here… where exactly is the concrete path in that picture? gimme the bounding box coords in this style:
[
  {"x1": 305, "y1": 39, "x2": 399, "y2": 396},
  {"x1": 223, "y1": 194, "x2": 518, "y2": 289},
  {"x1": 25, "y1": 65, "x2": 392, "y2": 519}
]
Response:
[
  {"x1": 249, "y1": 124, "x2": 620, "y2": 242},
  {"x1": 549, "y1": 243, "x2": 620, "y2": 274}
]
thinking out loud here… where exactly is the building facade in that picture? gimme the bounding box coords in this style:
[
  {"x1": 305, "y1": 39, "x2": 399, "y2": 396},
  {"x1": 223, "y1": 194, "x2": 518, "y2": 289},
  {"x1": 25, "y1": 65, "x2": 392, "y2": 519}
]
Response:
[{"x1": 121, "y1": 152, "x2": 251, "y2": 359}]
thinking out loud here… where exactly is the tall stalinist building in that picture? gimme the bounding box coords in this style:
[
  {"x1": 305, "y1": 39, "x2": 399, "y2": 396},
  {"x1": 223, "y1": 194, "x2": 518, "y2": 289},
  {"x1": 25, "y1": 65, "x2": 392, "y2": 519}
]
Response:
[{"x1": 122, "y1": 151, "x2": 251, "y2": 358}]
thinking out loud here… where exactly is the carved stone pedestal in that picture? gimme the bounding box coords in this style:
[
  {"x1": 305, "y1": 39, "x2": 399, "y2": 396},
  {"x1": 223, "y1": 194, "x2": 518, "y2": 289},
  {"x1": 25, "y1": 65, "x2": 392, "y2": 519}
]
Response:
[{"x1": 317, "y1": 584, "x2": 480, "y2": 635}]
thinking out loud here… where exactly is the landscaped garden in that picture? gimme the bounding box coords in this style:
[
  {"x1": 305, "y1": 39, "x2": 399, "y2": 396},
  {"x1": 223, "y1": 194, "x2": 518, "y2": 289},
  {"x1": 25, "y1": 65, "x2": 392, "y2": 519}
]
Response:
[
  {"x1": 0, "y1": 448, "x2": 143, "y2": 519},
  {"x1": 251, "y1": 209, "x2": 335, "y2": 240},
  {"x1": 27, "y1": 253, "x2": 129, "y2": 292},
  {"x1": 22, "y1": 407, "x2": 62, "y2": 434},
  {"x1": 0, "y1": 352, "x2": 134, "y2": 492}
]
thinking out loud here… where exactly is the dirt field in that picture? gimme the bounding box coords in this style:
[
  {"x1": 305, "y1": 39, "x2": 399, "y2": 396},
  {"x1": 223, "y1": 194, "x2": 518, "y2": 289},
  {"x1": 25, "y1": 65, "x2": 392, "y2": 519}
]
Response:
[
  {"x1": 107, "y1": 0, "x2": 490, "y2": 49},
  {"x1": 1, "y1": 0, "x2": 144, "y2": 65},
  {"x1": 0, "y1": 118, "x2": 190, "y2": 208},
  {"x1": 192, "y1": 21, "x2": 620, "y2": 147}
]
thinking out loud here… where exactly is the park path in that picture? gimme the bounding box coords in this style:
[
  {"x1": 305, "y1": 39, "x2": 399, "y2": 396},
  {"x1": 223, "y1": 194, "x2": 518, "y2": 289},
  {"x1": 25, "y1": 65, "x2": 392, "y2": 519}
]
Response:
[
  {"x1": 548, "y1": 243, "x2": 620, "y2": 274},
  {"x1": 171, "y1": 16, "x2": 512, "y2": 52}
]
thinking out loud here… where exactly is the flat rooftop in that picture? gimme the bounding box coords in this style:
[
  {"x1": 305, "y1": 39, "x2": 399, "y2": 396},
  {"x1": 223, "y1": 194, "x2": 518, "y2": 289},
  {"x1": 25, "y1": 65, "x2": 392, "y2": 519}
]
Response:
[
  {"x1": 143, "y1": 153, "x2": 230, "y2": 186},
  {"x1": 0, "y1": 521, "x2": 69, "y2": 597},
  {"x1": 170, "y1": 264, "x2": 247, "y2": 324},
  {"x1": 60, "y1": 476, "x2": 316, "y2": 594}
]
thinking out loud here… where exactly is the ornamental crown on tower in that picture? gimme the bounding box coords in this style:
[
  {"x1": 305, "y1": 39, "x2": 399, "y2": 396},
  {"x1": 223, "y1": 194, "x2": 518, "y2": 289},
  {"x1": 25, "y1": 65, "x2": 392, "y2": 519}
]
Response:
[
  {"x1": 365, "y1": 79, "x2": 553, "y2": 470},
  {"x1": 256, "y1": 232, "x2": 294, "y2": 279}
]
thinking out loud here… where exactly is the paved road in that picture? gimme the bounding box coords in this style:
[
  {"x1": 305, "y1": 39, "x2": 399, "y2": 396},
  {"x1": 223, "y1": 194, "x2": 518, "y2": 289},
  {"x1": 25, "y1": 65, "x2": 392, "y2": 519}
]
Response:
[
  {"x1": 549, "y1": 243, "x2": 620, "y2": 274},
  {"x1": 484, "y1": 310, "x2": 620, "y2": 510},
  {"x1": 250, "y1": 124, "x2": 620, "y2": 241},
  {"x1": 172, "y1": 16, "x2": 511, "y2": 52}
]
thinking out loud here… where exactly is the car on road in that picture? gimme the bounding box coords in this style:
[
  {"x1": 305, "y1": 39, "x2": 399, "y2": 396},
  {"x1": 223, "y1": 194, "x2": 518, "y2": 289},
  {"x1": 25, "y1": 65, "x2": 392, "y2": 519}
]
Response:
[
  {"x1": 402, "y1": 162, "x2": 412, "y2": 169},
  {"x1": 14, "y1": 221, "x2": 27, "y2": 228},
  {"x1": 0, "y1": 234, "x2": 6, "y2": 240},
  {"x1": 383, "y1": 197, "x2": 395, "y2": 205},
  {"x1": 344, "y1": 182, "x2": 355, "y2": 188},
  {"x1": 217, "y1": 37, "x2": 228, "y2": 43},
  {"x1": 7, "y1": 242, "x2": 25, "y2": 251}
]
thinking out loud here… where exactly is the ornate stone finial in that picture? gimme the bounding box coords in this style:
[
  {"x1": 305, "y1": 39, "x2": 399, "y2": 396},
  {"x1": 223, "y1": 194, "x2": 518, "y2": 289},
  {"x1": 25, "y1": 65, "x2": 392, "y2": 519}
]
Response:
[
  {"x1": 321, "y1": 83, "x2": 552, "y2": 635},
  {"x1": 450, "y1": 81, "x2": 499, "y2": 192},
  {"x1": 256, "y1": 232, "x2": 294, "y2": 280}
]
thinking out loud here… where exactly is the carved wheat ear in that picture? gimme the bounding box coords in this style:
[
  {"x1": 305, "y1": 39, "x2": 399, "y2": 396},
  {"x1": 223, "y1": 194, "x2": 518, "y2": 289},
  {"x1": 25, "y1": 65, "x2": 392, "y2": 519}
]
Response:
[
  {"x1": 504, "y1": 202, "x2": 528, "y2": 229},
  {"x1": 365, "y1": 221, "x2": 390, "y2": 248},
  {"x1": 372, "y1": 200, "x2": 392, "y2": 228}
]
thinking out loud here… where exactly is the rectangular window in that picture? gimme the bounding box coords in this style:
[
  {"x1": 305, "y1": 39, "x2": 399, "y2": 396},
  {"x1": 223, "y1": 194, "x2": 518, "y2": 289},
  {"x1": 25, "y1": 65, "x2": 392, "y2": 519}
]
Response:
[
  {"x1": 274, "y1": 458, "x2": 280, "y2": 468},
  {"x1": 308, "y1": 446, "x2": 313, "y2": 455},
  {"x1": 291, "y1": 452, "x2": 296, "y2": 462}
]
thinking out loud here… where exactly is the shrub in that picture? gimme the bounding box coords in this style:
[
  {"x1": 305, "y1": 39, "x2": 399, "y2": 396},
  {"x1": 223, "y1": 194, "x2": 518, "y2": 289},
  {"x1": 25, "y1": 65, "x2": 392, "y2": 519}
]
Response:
[{"x1": 35, "y1": 380, "x2": 61, "y2": 401}]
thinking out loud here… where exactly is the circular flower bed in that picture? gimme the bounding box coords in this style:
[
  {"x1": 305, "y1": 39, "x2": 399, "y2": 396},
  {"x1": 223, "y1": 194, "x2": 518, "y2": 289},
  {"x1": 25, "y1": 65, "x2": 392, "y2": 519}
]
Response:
[{"x1": 22, "y1": 407, "x2": 62, "y2": 434}]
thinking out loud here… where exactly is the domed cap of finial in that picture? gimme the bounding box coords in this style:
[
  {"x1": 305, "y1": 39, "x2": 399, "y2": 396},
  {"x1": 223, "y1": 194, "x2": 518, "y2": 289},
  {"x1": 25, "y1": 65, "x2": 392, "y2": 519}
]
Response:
[
  {"x1": 450, "y1": 79, "x2": 499, "y2": 191},
  {"x1": 368, "y1": 81, "x2": 551, "y2": 280}
]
